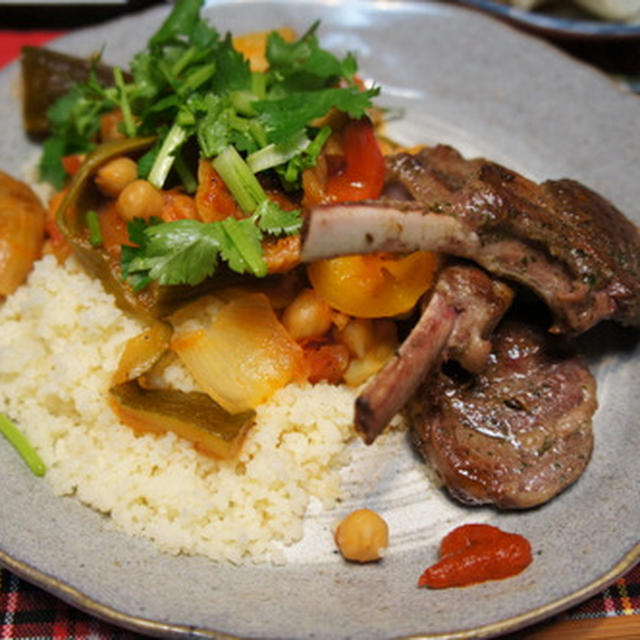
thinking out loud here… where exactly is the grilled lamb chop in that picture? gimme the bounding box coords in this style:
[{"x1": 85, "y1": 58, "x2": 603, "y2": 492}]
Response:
[
  {"x1": 407, "y1": 320, "x2": 597, "y2": 509},
  {"x1": 356, "y1": 263, "x2": 513, "y2": 444},
  {"x1": 301, "y1": 145, "x2": 640, "y2": 335}
]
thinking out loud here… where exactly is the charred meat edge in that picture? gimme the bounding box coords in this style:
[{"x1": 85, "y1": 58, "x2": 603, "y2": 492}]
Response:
[
  {"x1": 355, "y1": 263, "x2": 513, "y2": 444},
  {"x1": 301, "y1": 148, "x2": 640, "y2": 335}
]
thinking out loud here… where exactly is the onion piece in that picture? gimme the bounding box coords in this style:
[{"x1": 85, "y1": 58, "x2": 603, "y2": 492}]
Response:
[
  {"x1": 109, "y1": 319, "x2": 255, "y2": 459},
  {"x1": 171, "y1": 292, "x2": 304, "y2": 413},
  {"x1": 111, "y1": 320, "x2": 173, "y2": 386}
]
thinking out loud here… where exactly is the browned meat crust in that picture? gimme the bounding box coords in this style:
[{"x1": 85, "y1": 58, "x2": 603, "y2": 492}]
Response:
[
  {"x1": 407, "y1": 321, "x2": 597, "y2": 509},
  {"x1": 355, "y1": 264, "x2": 513, "y2": 444},
  {"x1": 301, "y1": 145, "x2": 640, "y2": 334}
]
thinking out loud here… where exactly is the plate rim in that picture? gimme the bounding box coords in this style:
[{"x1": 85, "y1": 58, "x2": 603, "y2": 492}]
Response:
[
  {"x1": 3, "y1": 543, "x2": 640, "y2": 638},
  {"x1": 1, "y1": 0, "x2": 640, "y2": 638}
]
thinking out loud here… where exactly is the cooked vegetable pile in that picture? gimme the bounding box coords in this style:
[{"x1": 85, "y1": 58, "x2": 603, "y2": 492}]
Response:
[
  {"x1": 40, "y1": 0, "x2": 379, "y2": 290},
  {"x1": 5, "y1": 0, "x2": 440, "y2": 464}
]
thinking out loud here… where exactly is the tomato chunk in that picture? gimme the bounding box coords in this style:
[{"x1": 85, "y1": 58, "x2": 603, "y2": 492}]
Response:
[{"x1": 325, "y1": 118, "x2": 385, "y2": 202}]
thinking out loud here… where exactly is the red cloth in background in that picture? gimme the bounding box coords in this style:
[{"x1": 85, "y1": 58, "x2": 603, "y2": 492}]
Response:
[{"x1": 0, "y1": 31, "x2": 65, "y2": 69}]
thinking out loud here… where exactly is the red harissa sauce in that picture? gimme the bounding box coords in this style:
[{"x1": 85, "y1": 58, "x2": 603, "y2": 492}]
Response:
[{"x1": 418, "y1": 523, "x2": 532, "y2": 589}]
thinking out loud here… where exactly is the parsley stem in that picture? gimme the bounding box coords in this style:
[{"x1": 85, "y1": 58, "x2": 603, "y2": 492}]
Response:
[
  {"x1": 148, "y1": 122, "x2": 188, "y2": 189},
  {"x1": 230, "y1": 90, "x2": 258, "y2": 117},
  {"x1": 249, "y1": 120, "x2": 268, "y2": 148},
  {"x1": 180, "y1": 63, "x2": 216, "y2": 95},
  {"x1": 113, "y1": 67, "x2": 136, "y2": 138},
  {"x1": 212, "y1": 145, "x2": 266, "y2": 214},
  {"x1": 171, "y1": 45, "x2": 198, "y2": 77},
  {"x1": 0, "y1": 413, "x2": 46, "y2": 477},
  {"x1": 251, "y1": 71, "x2": 267, "y2": 100}
]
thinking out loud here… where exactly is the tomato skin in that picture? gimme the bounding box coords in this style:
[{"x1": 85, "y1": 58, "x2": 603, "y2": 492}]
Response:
[
  {"x1": 300, "y1": 339, "x2": 350, "y2": 384},
  {"x1": 325, "y1": 118, "x2": 385, "y2": 203},
  {"x1": 61, "y1": 154, "x2": 85, "y2": 176},
  {"x1": 418, "y1": 524, "x2": 532, "y2": 589},
  {"x1": 195, "y1": 159, "x2": 241, "y2": 222},
  {"x1": 99, "y1": 202, "x2": 131, "y2": 255}
]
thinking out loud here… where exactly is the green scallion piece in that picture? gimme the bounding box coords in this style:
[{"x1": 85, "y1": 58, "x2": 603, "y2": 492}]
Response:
[
  {"x1": 246, "y1": 130, "x2": 310, "y2": 174},
  {"x1": 212, "y1": 145, "x2": 266, "y2": 214},
  {"x1": 0, "y1": 413, "x2": 46, "y2": 477},
  {"x1": 148, "y1": 122, "x2": 188, "y2": 189},
  {"x1": 86, "y1": 209, "x2": 103, "y2": 246}
]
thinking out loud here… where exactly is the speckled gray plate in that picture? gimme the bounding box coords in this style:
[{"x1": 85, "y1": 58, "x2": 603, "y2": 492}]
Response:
[{"x1": 1, "y1": 1, "x2": 640, "y2": 638}]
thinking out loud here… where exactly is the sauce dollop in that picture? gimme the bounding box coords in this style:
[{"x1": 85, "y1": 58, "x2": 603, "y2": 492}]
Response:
[{"x1": 418, "y1": 523, "x2": 532, "y2": 589}]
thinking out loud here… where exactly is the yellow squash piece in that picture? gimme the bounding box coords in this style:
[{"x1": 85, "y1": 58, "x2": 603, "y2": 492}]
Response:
[{"x1": 307, "y1": 251, "x2": 439, "y2": 318}]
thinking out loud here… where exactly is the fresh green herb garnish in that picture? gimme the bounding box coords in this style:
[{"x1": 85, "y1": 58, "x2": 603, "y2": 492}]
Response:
[
  {"x1": 41, "y1": 0, "x2": 378, "y2": 287},
  {"x1": 0, "y1": 413, "x2": 46, "y2": 477},
  {"x1": 86, "y1": 210, "x2": 103, "y2": 246}
]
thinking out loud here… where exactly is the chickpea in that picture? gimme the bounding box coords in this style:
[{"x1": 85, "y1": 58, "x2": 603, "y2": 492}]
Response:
[
  {"x1": 281, "y1": 288, "x2": 333, "y2": 341},
  {"x1": 334, "y1": 508, "x2": 389, "y2": 563},
  {"x1": 342, "y1": 320, "x2": 398, "y2": 387},
  {"x1": 336, "y1": 317, "x2": 374, "y2": 358},
  {"x1": 95, "y1": 157, "x2": 139, "y2": 197},
  {"x1": 116, "y1": 179, "x2": 165, "y2": 221}
]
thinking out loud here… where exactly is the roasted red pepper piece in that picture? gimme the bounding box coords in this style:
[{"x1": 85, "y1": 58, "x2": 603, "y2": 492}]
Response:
[
  {"x1": 418, "y1": 524, "x2": 532, "y2": 589},
  {"x1": 61, "y1": 154, "x2": 85, "y2": 176},
  {"x1": 326, "y1": 118, "x2": 385, "y2": 203}
]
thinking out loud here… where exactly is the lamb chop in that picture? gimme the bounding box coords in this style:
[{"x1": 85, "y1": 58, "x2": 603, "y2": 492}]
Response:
[
  {"x1": 302, "y1": 146, "x2": 610, "y2": 508},
  {"x1": 407, "y1": 320, "x2": 598, "y2": 509},
  {"x1": 355, "y1": 263, "x2": 514, "y2": 444},
  {"x1": 301, "y1": 145, "x2": 640, "y2": 335}
]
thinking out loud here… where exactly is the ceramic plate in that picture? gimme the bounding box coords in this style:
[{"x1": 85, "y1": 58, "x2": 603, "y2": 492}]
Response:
[
  {"x1": 1, "y1": 1, "x2": 640, "y2": 638},
  {"x1": 457, "y1": 0, "x2": 640, "y2": 39}
]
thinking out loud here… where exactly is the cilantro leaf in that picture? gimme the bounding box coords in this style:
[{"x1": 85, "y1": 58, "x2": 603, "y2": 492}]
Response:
[
  {"x1": 266, "y1": 21, "x2": 355, "y2": 87},
  {"x1": 193, "y1": 94, "x2": 235, "y2": 157},
  {"x1": 149, "y1": 0, "x2": 208, "y2": 47},
  {"x1": 219, "y1": 217, "x2": 266, "y2": 276},
  {"x1": 124, "y1": 218, "x2": 222, "y2": 287},
  {"x1": 256, "y1": 86, "x2": 379, "y2": 144},
  {"x1": 39, "y1": 136, "x2": 70, "y2": 189},
  {"x1": 209, "y1": 34, "x2": 252, "y2": 93},
  {"x1": 122, "y1": 215, "x2": 272, "y2": 288},
  {"x1": 37, "y1": 0, "x2": 381, "y2": 290},
  {"x1": 39, "y1": 80, "x2": 116, "y2": 187},
  {"x1": 254, "y1": 199, "x2": 302, "y2": 236}
]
